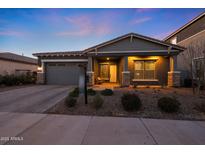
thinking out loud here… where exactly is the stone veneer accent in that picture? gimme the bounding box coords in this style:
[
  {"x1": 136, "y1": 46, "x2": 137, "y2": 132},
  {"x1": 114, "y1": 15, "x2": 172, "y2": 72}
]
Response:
[
  {"x1": 121, "y1": 71, "x2": 130, "y2": 86},
  {"x1": 36, "y1": 72, "x2": 45, "y2": 84},
  {"x1": 168, "y1": 71, "x2": 181, "y2": 87},
  {"x1": 87, "y1": 71, "x2": 94, "y2": 86}
]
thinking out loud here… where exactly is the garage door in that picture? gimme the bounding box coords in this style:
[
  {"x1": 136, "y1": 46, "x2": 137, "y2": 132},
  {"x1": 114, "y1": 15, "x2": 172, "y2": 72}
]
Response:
[{"x1": 46, "y1": 63, "x2": 81, "y2": 85}]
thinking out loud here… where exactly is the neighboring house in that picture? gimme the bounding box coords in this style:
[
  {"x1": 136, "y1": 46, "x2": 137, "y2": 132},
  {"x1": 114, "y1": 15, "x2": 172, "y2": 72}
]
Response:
[
  {"x1": 164, "y1": 12, "x2": 205, "y2": 84},
  {"x1": 0, "y1": 52, "x2": 37, "y2": 75},
  {"x1": 33, "y1": 33, "x2": 184, "y2": 87}
]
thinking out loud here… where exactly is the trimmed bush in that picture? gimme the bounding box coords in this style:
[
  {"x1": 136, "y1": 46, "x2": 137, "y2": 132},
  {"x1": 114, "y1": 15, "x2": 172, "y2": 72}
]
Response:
[
  {"x1": 121, "y1": 93, "x2": 142, "y2": 111},
  {"x1": 69, "y1": 87, "x2": 79, "y2": 97},
  {"x1": 2, "y1": 75, "x2": 16, "y2": 86},
  {"x1": 0, "y1": 73, "x2": 37, "y2": 86},
  {"x1": 91, "y1": 94, "x2": 104, "y2": 110},
  {"x1": 87, "y1": 88, "x2": 96, "y2": 96},
  {"x1": 65, "y1": 96, "x2": 76, "y2": 108},
  {"x1": 158, "y1": 96, "x2": 180, "y2": 113},
  {"x1": 101, "y1": 89, "x2": 113, "y2": 96}
]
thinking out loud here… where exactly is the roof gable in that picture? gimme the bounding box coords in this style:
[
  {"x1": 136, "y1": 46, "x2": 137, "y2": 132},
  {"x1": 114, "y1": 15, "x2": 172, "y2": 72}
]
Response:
[{"x1": 84, "y1": 33, "x2": 185, "y2": 53}]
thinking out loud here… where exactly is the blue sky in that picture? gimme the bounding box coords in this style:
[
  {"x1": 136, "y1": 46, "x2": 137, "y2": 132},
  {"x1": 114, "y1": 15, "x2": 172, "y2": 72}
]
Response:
[{"x1": 0, "y1": 8, "x2": 204, "y2": 57}]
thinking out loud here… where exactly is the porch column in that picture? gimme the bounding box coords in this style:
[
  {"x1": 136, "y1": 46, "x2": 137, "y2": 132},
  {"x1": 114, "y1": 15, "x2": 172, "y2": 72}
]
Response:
[
  {"x1": 121, "y1": 56, "x2": 130, "y2": 87},
  {"x1": 87, "y1": 56, "x2": 94, "y2": 86},
  {"x1": 36, "y1": 59, "x2": 45, "y2": 84},
  {"x1": 168, "y1": 55, "x2": 180, "y2": 87}
]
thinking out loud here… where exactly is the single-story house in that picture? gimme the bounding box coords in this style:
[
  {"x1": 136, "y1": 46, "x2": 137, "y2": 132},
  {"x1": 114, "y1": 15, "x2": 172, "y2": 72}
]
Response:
[
  {"x1": 0, "y1": 52, "x2": 37, "y2": 75},
  {"x1": 33, "y1": 33, "x2": 185, "y2": 87}
]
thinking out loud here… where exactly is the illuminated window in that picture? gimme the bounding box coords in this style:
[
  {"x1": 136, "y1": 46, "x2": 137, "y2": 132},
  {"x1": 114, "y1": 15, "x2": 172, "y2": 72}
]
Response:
[{"x1": 134, "y1": 60, "x2": 155, "y2": 80}]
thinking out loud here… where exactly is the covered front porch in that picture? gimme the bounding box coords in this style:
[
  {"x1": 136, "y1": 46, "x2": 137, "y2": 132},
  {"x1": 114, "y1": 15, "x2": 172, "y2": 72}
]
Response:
[{"x1": 87, "y1": 54, "x2": 180, "y2": 87}]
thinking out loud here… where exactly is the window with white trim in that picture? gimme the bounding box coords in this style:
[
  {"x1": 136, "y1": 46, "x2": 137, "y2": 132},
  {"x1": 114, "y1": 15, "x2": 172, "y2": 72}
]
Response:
[{"x1": 134, "y1": 60, "x2": 156, "y2": 80}]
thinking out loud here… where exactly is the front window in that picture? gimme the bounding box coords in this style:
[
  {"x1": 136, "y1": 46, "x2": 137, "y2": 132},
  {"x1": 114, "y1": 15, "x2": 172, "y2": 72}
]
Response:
[{"x1": 134, "y1": 60, "x2": 155, "y2": 80}]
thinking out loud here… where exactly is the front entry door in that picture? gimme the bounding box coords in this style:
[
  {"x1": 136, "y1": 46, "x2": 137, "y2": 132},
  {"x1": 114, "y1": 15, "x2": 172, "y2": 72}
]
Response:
[{"x1": 110, "y1": 65, "x2": 117, "y2": 82}]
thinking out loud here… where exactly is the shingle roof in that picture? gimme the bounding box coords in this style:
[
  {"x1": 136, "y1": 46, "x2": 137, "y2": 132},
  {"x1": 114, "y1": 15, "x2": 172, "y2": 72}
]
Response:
[
  {"x1": 33, "y1": 32, "x2": 185, "y2": 57},
  {"x1": 0, "y1": 52, "x2": 37, "y2": 65}
]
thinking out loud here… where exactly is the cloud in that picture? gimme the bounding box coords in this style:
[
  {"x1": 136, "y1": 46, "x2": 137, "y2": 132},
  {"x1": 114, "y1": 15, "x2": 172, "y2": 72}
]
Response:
[
  {"x1": 136, "y1": 8, "x2": 154, "y2": 13},
  {"x1": 56, "y1": 14, "x2": 112, "y2": 37},
  {"x1": 0, "y1": 30, "x2": 25, "y2": 36},
  {"x1": 131, "y1": 17, "x2": 152, "y2": 24}
]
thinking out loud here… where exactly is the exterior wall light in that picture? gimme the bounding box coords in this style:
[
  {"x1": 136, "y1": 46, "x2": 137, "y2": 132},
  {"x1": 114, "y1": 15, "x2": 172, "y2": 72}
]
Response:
[{"x1": 37, "y1": 66, "x2": 42, "y2": 72}]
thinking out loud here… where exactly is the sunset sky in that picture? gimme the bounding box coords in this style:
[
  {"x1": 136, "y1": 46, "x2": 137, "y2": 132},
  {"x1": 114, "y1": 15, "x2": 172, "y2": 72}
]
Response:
[{"x1": 0, "y1": 8, "x2": 204, "y2": 57}]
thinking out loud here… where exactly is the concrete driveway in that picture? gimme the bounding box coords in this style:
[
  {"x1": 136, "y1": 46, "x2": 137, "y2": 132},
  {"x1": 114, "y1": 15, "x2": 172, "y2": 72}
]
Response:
[
  {"x1": 0, "y1": 85, "x2": 72, "y2": 113},
  {"x1": 0, "y1": 112, "x2": 205, "y2": 145}
]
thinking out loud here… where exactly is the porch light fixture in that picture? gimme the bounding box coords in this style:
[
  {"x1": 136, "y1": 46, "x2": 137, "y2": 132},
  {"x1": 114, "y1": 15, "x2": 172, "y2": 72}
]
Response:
[
  {"x1": 37, "y1": 66, "x2": 42, "y2": 72},
  {"x1": 106, "y1": 57, "x2": 110, "y2": 60}
]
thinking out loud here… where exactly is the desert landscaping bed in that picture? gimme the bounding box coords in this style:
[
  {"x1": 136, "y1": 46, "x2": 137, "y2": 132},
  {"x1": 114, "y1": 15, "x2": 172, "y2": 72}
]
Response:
[{"x1": 46, "y1": 87, "x2": 205, "y2": 121}]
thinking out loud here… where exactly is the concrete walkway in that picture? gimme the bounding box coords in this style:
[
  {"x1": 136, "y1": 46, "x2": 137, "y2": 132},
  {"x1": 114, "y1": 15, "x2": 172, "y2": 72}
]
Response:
[
  {"x1": 0, "y1": 85, "x2": 72, "y2": 113},
  {"x1": 0, "y1": 112, "x2": 205, "y2": 145}
]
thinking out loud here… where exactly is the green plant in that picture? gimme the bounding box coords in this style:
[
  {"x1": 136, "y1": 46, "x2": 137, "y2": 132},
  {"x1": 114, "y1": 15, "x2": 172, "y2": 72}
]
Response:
[
  {"x1": 158, "y1": 96, "x2": 180, "y2": 113},
  {"x1": 65, "y1": 96, "x2": 76, "y2": 108},
  {"x1": 101, "y1": 89, "x2": 113, "y2": 96},
  {"x1": 121, "y1": 93, "x2": 142, "y2": 111},
  {"x1": 2, "y1": 74, "x2": 16, "y2": 86},
  {"x1": 0, "y1": 73, "x2": 37, "y2": 86},
  {"x1": 87, "y1": 88, "x2": 96, "y2": 96},
  {"x1": 69, "y1": 87, "x2": 79, "y2": 97},
  {"x1": 91, "y1": 94, "x2": 104, "y2": 110}
]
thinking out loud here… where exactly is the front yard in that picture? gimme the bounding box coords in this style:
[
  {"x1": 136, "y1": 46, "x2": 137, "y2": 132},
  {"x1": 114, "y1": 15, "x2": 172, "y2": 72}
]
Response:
[{"x1": 47, "y1": 87, "x2": 205, "y2": 121}]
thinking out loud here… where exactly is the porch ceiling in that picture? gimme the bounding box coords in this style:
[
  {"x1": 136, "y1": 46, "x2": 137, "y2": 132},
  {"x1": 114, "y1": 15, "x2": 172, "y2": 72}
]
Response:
[{"x1": 95, "y1": 57, "x2": 121, "y2": 61}]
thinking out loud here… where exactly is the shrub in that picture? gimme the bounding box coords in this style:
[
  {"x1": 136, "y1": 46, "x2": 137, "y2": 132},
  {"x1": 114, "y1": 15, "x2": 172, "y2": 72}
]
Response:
[
  {"x1": 91, "y1": 94, "x2": 104, "y2": 110},
  {"x1": 101, "y1": 89, "x2": 113, "y2": 96},
  {"x1": 0, "y1": 73, "x2": 37, "y2": 86},
  {"x1": 121, "y1": 93, "x2": 142, "y2": 111},
  {"x1": 65, "y1": 96, "x2": 76, "y2": 108},
  {"x1": 69, "y1": 87, "x2": 79, "y2": 97},
  {"x1": 158, "y1": 96, "x2": 180, "y2": 113},
  {"x1": 87, "y1": 88, "x2": 96, "y2": 96},
  {"x1": 2, "y1": 75, "x2": 17, "y2": 86}
]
